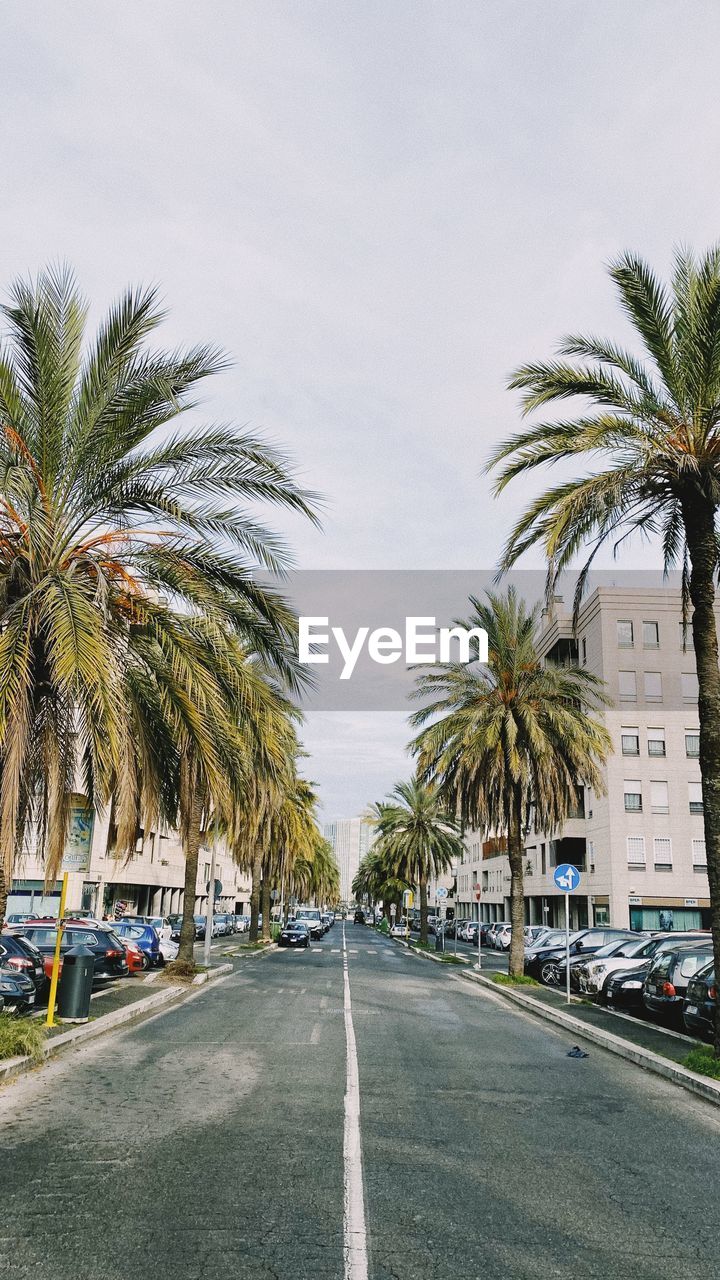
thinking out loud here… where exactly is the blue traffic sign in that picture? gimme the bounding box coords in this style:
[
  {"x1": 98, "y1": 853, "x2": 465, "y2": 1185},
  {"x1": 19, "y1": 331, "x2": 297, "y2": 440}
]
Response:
[
  {"x1": 436, "y1": 887, "x2": 448, "y2": 899},
  {"x1": 553, "y1": 863, "x2": 581, "y2": 892}
]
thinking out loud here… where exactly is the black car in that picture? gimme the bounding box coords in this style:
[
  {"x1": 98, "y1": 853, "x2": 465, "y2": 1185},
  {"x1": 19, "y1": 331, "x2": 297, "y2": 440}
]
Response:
[
  {"x1": 15, "y1": 920, "x2": 130, "y2": 984},
  {"x1": 168, "y1": 914, "x2": 205, "y2": 942},
  {"x1": 643, "y1": 941, "x2": 714, "y2": 1025},
  {"x1": 525, "y1": 928, "x2": 638, "y2": 985},
  {"x1": 683, "y1": 961, "x2": 715, "y2": 1041},
  {"x1": 279, "y1": 922, "x2": 310, "y2": 949},
  {"x1": 0, "y1": 968, "x2": 36, "y2": 1013},
  {"x1": 601, "y1": 933, "x2": 710, "y2": 1010},
  {"x1": 353, "y1": 910, "x2": 365, "y2": 924},
  {"x1": 0, "y1": 931, "x2": 47, "y2": 993}
]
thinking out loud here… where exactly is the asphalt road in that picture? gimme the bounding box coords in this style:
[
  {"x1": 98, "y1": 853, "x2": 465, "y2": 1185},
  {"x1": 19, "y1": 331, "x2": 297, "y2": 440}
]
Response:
[{"x1": 2, "y1": 922, "x2": 720, "y2": 1279}]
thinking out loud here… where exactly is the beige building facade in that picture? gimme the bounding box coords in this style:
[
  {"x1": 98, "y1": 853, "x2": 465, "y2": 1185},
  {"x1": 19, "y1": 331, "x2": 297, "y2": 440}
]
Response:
[
  {"x1": 456, "y1": 587, "x2": 710, "y2": 933},
  {"x1": 9, "y1": 807, "x2": 251, "y2": 920}
]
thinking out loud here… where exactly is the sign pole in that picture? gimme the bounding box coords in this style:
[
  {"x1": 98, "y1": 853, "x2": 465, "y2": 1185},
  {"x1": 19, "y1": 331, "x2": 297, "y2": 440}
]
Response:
[
  {"x1": 46, "y1": 872, "x2": 69, "y2": 1028},
  {"x1": 203, "y1": 838, "x2": 217, "y2": 970},
  {"x1": 565, "y1": 890, "x2": 571, "y2": 1006}
]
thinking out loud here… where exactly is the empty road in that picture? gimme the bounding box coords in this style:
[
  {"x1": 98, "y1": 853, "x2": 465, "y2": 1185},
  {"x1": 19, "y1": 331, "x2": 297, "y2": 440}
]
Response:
[{"x1": 2, "y1": 922, "x2": 719, "y2": 1279}]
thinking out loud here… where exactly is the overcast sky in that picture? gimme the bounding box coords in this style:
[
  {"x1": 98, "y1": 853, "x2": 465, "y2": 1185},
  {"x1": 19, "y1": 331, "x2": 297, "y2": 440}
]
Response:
[{"x1": 3, "y1": 2, "x2": 720, "y2": 816}]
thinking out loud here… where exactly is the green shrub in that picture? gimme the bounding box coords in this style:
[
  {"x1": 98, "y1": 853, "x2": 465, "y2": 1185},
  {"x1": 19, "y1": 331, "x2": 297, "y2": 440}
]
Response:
[
  {"x1": 0, "y1": 1015, "x2": 47, "y2": 1063},
  {"x1": 684, "y1": 1045, "x2": 720, "y2": 1080},
  {"x1": 491, "y1": 972, "x2": 540, "y2": 987}
]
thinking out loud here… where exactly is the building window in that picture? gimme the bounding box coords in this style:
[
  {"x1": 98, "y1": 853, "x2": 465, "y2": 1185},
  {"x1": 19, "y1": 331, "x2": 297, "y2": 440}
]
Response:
[
  {"x1": 685, "y1": 732, "x2": 700, "y2": 758},
  {"x1": 644, "y1": 671, "x2": 663, "y2": 702},
  {"x1": 627, "y1": 835, "x2": 646, "y2": 864},
  {"x1": 624, "y1": 781, "x2": 642, "y2": 812},
  {"x1": 581, "y1": 637, "x2": 587, "y2": 665},
  {"x1": 647, "y1": 727, "x2": 666, "y2": 757},
  {"x1": 682, "y1": 672, "x2": 699, "y2": 703},
  {"x1": 692, "y1": 838, "x2": 707, "y2": 868},
  {"x1": 617, "y1": 620, "x2": 634, "y2": 647},
  {"x1": 642, "y1": 621, "x2": 659, "y2": 648},
  {"x1": 653, "y1": 837, "x2": 672, "y2": 868},
  {"x1": 588, "y1": 839, "x2": 595, "y2": 873},
  {"x1": 650, "y1": 781, "x2": 669, "y2": 814},
  {"x1": 619, "y1": 671, "x2": 637, "y2": 702},
  {"x1": 689, "y1": 781, "x2": 704, "y2": 815},
  {"x1": 621, "y1": 728, "x2": 639, "y2": 755}
]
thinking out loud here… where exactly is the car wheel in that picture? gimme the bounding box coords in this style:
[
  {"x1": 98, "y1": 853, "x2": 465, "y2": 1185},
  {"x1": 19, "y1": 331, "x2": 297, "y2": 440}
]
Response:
[
  {"x1": 540, "y1": 960, "x2": 560, "y2": 986},
  {"x1": 140, "y1": 953, "x2": 150, "y2": 971}
]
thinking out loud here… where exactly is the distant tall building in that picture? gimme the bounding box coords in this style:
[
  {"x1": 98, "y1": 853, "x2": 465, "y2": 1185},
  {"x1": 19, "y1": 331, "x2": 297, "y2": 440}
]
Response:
[{"x1": 324, "y1": 818, "x2": 376, "y2": 902}]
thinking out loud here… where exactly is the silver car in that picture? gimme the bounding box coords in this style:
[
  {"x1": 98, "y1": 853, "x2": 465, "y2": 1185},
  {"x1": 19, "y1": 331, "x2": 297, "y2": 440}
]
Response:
[{"x1": 580, "y1": 931, "x2": 709, "y2": 999}]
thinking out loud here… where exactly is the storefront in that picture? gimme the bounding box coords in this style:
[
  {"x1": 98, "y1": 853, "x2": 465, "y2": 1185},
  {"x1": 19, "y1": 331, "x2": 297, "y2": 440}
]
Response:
[{"x1": 628, "y1": 897, "x2": 711, "y2": 932}]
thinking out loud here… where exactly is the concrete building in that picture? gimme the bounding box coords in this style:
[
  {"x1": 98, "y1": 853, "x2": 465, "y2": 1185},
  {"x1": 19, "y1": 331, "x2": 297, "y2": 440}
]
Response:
[
  {"x1": 8, "y1": 805, "x2": 251, "y2": 920},
  {"x1": 456, "y1": 587, "x2": 711, "y2": 933},
  {"x1": 324, "y1": 817, "x2": 376, "y2": 903}
]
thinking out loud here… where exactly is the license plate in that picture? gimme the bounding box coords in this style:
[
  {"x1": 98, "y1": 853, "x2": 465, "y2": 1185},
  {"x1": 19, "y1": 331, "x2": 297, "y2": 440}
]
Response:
[
  {"x1": 686, "y1": 1005, "x2": 698, "y2": 1017},
  {"x1": 27, "y1": 993, "x2": 35, "y2": 1004},
  {"x1": 606, "y1": 992, "x2": 613, "y2": 1000}
]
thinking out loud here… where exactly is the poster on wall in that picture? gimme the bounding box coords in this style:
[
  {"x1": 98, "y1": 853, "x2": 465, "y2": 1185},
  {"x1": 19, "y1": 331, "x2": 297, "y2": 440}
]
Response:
[{"x1": 61, "y1": 800, "x2": 95, "y2": 874}]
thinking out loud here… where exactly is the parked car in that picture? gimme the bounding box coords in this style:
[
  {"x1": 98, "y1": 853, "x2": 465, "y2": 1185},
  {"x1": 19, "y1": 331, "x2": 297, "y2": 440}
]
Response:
[
  {"x1": 572, "y1": 936, "x2": 651, "y2": 995},
  {"x1": 390, "y1": 923, "x2": 407, "y2": 937},
  {"x1": 465, "y1": 923, "x2": 480, "y2": 946},
  {"x1": 321, "y1": 912, "x2": 334, "y2": 932},
  {"x1": 4, "y1": 912, "x2": 40, "y2": 927},
  {"x1": 13, "y1": 919, "x2": 129, "y2": 984},
  {"x1": 525, "y1": 928, "x2": 638, "y2": 985},
  {"x1": 113, "y1": 921, "x2": 164, "y2": 969},
  {"x1": 683, "y1": 961, "x2": 716, "y2": 1041},
  {"x1": 495, "y1": 925, "x2": 513, "y2": 951},
  {"x1": 353, "y1": 909, "x2": 366, "y2": 925},
  {"x1": 295, "y1": 907, "x2": 324, "y2": 939},
  {"x1": 278, "y1": 922, "x2": 310, "y2": 949},
  {"x1": 119, "y1": 914, "x2": 172, "y2": 941},
  {"x1": 643, "y1": 940, "x2": 714, "y2": 1025},
  {"x1": 0, "y1": 969, "x2": 36, "y2": 1013},
  {"x1": 118, "y1": 936, "x2": 146, "y2": 974},
  {"x1": 0, "y1": 931, "x2": 47, "y2": 993},
  {"x1": 602, "y1": 933, "x2": 711, "y2": 1010}
]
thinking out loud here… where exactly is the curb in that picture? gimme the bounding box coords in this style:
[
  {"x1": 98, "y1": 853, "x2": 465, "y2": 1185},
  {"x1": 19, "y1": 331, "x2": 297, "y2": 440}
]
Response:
[
  {"x1": 0, "y1": 960, "x2": 236, "y2": 1087},
  {"x1": 459, "y1": 969, "x2": 720, "y2": 1108}
]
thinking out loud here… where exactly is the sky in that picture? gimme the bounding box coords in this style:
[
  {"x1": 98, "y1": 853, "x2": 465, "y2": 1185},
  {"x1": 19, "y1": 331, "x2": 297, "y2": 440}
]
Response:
[{"x1": 3, "y1": 1, "x2": 720, "y2": 817}]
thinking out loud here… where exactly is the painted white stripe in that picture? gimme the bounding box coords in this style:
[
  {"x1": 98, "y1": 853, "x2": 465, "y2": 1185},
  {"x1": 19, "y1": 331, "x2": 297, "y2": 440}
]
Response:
[
  {"x1": 342, "y1": 922, "x2": 368, "y2": 1280},
  {"x1": 365, "y1": 949, "x2": 377, "y2": 954},
  {"x1": 331, "y1": 948, "x2": 341, "y2": 953}
]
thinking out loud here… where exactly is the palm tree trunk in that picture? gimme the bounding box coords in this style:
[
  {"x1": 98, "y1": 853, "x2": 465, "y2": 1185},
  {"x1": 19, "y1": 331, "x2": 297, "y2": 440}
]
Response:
[
  {"x1": 261, "y1": 876, "x2": 271, "y2": 942},
  {"x1": 419, "y1": 875, "x2": 429, "y2": 945},
  {"x1": 178, "y1": 788, "x2": 202, "y2": 965},
  {"x1": 249, "y1": 854, "x2": 261, "y2": 942},
  {"x1": 0, "y1": 862, "x2": 7, "y2": 927},
  {"x1": 508, "y1": 785, "x2": 526, "y2": 979},
  {"x1": 683, "y1": 498, "x2": 720, "y2": 1056}
]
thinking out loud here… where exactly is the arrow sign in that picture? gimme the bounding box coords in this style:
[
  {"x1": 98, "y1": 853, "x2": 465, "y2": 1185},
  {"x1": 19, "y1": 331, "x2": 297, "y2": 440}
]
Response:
[{"x1": 553, "y1": 863, "x2": 581, "y2": 892}]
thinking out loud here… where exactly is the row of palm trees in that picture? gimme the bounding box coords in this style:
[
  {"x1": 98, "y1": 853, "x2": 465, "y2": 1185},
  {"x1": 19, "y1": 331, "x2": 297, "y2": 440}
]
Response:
[
  {"x1": 357, "y1": 588, "x2": 609, "y2": 971},
  {"x1": 0, "y1": 266, "x2": 336, "y2": 964},
  {"x1": 362, "y1": 247, "x2": 720, "y2": 1058}
]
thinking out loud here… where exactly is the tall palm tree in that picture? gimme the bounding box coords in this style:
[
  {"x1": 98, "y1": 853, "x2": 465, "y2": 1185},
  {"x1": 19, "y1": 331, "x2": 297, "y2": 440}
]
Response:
[
  {"x1": 371, "y1": 777, "x2": 463, "y2": 944},
  {"x1": 411, "y1": 589, "x2": 610, "y2": 976},
  {"x1": 488, "y1": 246, "x2": 720, "y2": 1026},
  {"x1": 0, "y1": 265, "x2": 317, "y2": 920},
  {"x1": 352, "y1": 848, "x2": 409, "y2": 924}
]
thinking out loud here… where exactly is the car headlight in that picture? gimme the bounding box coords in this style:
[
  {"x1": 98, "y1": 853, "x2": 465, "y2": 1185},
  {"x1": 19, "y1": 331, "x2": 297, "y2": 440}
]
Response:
[
  {"x1": 0, "y1": 980, "x2": 17, "y2": 993},
  {"x1": 623, "y1": 980, "x2": 643, "y2": 989}
]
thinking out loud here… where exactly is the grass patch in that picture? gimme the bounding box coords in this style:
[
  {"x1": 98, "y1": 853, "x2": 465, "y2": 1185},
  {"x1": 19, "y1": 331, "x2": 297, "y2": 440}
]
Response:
[
  {"x1": 236, "y1": 940, "x2": 270, "y2": 951},
  {"x1": 435, "y1": 954, "x2": 466, "y2": 965},
  {"x1": 409, "y1": 940, "x2": 433, "y2": 951},
  {"x1": 0, "y1": 1015, "x2": 47, "y2": 1063},
  {"x1": 684, "y1": 1045, "x2": 720, "y2": 1080},
  {"x1": 491, "y1": 972, "x2": 540, "y2": 987}
]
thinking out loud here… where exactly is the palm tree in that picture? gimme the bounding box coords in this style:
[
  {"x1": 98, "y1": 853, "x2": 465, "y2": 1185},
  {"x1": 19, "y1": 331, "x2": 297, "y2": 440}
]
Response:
[
  {"x1": 371, "y1": 777, "x2": 463, "y2": 944},
  {"x1": 352, "y1": 848, "x2": 409, "y2": 924},
  {"x1": 411, "y1": 588, "x2": 610, "y2": 976},
  {"x1": 0, "y1": 265, "x2": 317, "y2": 921},
  {"x1": 488, "y1": 246, "x2": 720, "y2": 1028}
]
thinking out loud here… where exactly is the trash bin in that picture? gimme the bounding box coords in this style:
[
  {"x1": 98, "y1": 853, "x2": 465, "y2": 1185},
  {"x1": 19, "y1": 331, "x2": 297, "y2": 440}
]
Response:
[{"x1": 57, "y1": 945, "x2": 95, "y2": 1024}]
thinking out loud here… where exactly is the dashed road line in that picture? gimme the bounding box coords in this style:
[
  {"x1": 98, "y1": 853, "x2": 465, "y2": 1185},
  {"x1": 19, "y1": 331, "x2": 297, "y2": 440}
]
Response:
[{"x1": 341, "y1": 922, "x2": 368, "y2": 1280}]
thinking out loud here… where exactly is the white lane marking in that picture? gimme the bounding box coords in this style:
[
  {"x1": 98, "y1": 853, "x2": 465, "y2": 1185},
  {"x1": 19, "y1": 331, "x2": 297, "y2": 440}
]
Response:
[
  {"x1": 331, "y1": 948, "x2": 341, "y2": 953},
  {"x1": 349, "y1": 949, "x2": 358, "y2": 954},
  {"x1": 342, "y1": 922, "x2": 368, "y2": 1280},
  {"x1": 366, "y1": 949, "x2": 376, "y2": 954},
  {"x1": 310, "y1": 1021, "x2": 321, "y2": 1045}
]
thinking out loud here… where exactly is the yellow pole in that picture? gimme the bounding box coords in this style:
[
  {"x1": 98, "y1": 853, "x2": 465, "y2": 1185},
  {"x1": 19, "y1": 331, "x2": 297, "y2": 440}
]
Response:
[{"x1": 45, "y1": 872, "x2": 69, "y2": 1028}]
